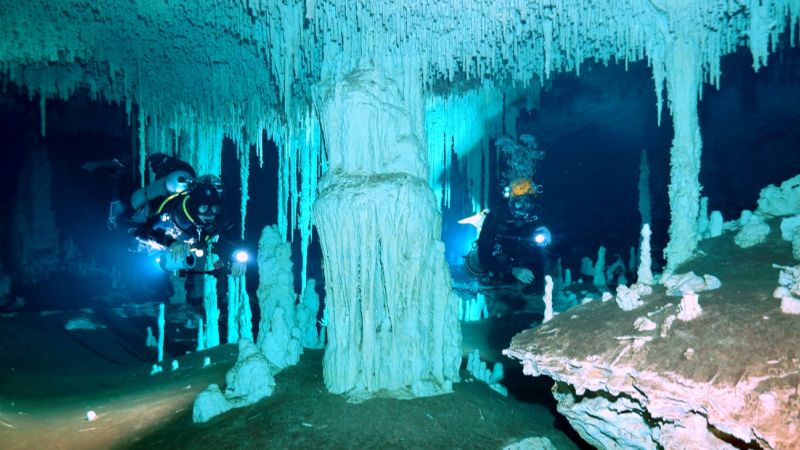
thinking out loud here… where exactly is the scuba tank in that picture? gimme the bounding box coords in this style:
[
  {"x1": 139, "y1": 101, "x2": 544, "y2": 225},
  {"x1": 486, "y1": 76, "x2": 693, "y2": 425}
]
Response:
[{"x1": 130, "y1": 170, "x2": 194, "y2": 211}]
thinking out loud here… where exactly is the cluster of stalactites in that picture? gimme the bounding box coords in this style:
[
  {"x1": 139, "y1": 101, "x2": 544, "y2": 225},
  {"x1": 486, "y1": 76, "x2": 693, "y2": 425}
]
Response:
[
  {"x1": 278, "y1": 1, "x2": 799, "y2": 117},
  {"x1": 2, "y1": 0, "x2": 799, "y2": 278},
  {"x1": 425, "y1": 82, "x2": 525, "y2": 212},
  {"x1": 270, "y1": 105, "x2": 325, "y2": 296},
  {"x1": 3, "y1": 1, "x2": 798, "y2": 128}
]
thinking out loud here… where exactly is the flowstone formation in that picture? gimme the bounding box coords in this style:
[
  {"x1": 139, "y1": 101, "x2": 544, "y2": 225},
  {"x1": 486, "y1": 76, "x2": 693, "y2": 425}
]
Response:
[
  {"x1": 504, "y1": 228, "x2": 800, "y2": 449},
  {"x1": 313, "y1": 64, "x2": 461, "y2": 400}
]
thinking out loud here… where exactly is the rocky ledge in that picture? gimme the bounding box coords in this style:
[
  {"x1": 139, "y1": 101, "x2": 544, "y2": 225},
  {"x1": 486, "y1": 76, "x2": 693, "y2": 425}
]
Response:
[{"x1": 505, "y1": 232, "x2": 800, "y2": 449}]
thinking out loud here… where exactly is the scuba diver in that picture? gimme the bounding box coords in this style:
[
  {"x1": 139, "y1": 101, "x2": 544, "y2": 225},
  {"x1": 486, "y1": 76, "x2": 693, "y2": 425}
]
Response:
[
  {"x1": 91, "y1": 153, "x2": 247, "y2": 275},
  {"x1": 464, "y1": 177, "x2": 551, "y2": 290},
  {"x1": 463, "y1": 134, "x2": 552, "y2": 292}
]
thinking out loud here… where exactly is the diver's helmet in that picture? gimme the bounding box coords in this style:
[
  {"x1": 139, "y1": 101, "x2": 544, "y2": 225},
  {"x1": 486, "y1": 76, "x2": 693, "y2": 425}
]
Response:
[
  {"x1": 188, "y1": 175, "x2": 223, "y2": 225},
  {"x1": 505, "y1": 178, "x2": 539, "y2": 223}
]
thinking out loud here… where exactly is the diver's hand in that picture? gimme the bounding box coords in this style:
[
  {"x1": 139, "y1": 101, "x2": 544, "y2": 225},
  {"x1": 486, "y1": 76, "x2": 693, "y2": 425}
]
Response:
[
  {"x1": 169, "y1": 241, "x2": 190, "y2": 260},
  {"x1": 512, "y1": 267, "x2": 534, "y2": 284}
]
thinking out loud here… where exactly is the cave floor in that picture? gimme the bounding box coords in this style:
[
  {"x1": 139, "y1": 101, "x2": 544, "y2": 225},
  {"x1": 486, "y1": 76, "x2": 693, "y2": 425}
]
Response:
[{"x1": 0, "y1": 305, "x2": 589, "y2": 449}]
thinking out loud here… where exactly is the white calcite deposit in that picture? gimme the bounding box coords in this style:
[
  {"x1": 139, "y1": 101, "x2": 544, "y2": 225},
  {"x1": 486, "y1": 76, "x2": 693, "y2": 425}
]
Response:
[
  {"x1": 677, "y1": 291, "x2": 702, "y2": 321},
  {"x1": 734, "y1": 213, "x2": 771, "y2": 248},
  {"x1": 661, "y1": 271, "x2": 721, "y2": 296},
  {"x1": 193, "y1": 340, "x2": 275, "y2": 423}
]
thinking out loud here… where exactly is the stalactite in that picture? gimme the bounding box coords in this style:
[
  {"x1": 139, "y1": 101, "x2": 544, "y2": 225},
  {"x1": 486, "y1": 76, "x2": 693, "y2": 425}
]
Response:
[
  {"x1": 239, "y1": 142, "x2": 250, "y2": 240},
  {"x1": 425, "y1": 83, "x2": 520, "y2": 212},
  {"x1": 138, "y1": 107, "x2": 146, "y2": 187}
]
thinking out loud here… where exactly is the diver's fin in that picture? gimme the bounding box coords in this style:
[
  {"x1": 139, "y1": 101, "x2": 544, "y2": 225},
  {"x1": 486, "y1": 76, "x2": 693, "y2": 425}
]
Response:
[{"x1": 458, "y1": 210, "x2": 489, "y2": 232}]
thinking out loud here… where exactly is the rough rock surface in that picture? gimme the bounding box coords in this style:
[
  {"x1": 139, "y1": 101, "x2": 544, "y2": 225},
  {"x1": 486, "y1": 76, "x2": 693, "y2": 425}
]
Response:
[{"x1": 505, "y1": 223, "x2": 800, "y2": 449}]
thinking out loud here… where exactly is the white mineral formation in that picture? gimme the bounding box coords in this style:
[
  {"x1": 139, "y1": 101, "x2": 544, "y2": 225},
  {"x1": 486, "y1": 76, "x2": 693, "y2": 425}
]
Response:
[
  {"x1": 203, "y1": 254, "x2": 220, "y2": 349},
  {"x1": 466, "y1": 349, "x2": 507, "y2": 396},
  {"x1": 677, "y1": 291, "x2": 702, "y2": 321},
  {"x1": 634, "y1": 317, "x2": 657, "y2": 332},
  {"x1": 661, "y1": 272, "x2": 721, "y2": 296},
  {"x1": 297, "y1": 279, "x2": 323, "y2": 349},
  {"x1": 775, "y1": 264, "x2": 800, "y2": 314},
  {"x1": 734, "y1": 213, "x2": 771, "y2": 248},
  {"x1": 660, "y1": 315, "x2": 676, "y2": 338},
  {"x1": 313, "y1": 64, "x2": 460, "y2": 400},
  {"x1": 593, "y1": 247, "x2": 607, "y2": 288},
  {"x1": 196, "y1": 318, "x2": 205, "y2": 351},
  {"x1": 780, "y1": 216, "x2": 800, "y2": 260},
  {"x1": 192, "y1": 340, "x2": 275, "y2": 423},
  {"x1": 697, "y1": 196, "x2": 709, "y2": 237},
  {"x1": 781, "y1": 296, "x2": 800, "y2": 314},
  {"x1": 460, "y1": 292, "x2": 489, "y2": 322},
  {"x1": 779, "y1": 215, "x2": 800, "y2": 240},
  {"x1": 192, "y1": 384, "x2": 232, "y2": 423},
  {"x1": 755, "y1": 174, "x2": 800, "y2": 218},
  {"x1": 615, "y1": 285, "x2": 644, "y2": 311},
  {"x1": 256, "y1": 225, "x2": 303, "y2": 371},
  {"x1": 542, "y1": 275, "x2": 554, "y2": 323},
  {"x1": 708, "y1": 210, "x2": 724, "y2": 237},
  {"x1": 227, "y1": 273, "x2": 253, "y2": 344},
  {"x1": 157, "y1": 303, "x2": 165, "y2": 363},
  {"x1": 64, "y1": 316, "x2": 105, "y2": 330},
  {"x1": 637, "y1": 224, "x2": 654, "y2": 284},
  {"x1": 739, "y1": 209, "x2": 753, "y2": 227},
  {"x1": 146, "y1": 326, "x2": 157, "y2": 348}
]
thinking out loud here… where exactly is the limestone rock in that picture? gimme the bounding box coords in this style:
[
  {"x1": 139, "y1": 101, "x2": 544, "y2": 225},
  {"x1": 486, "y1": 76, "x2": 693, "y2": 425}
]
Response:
[
  {"x1": 192, "y1": 384, "x2": 232, "y2": 423},
  {"x1": 734, "y1": 214, "x2": 771, "y2": 248}
]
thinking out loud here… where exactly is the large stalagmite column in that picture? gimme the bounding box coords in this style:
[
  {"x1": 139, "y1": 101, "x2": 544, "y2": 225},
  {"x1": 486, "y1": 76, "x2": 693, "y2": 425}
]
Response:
[
  {"x1": 662, "y1": 37, "x2": 703, "y2": 270},
  {"x1": 313, "y1": 64, "x2": 461, "y2": 400}
]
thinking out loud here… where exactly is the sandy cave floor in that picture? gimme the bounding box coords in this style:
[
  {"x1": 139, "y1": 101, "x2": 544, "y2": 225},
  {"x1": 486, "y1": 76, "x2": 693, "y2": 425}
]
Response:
[{"x1": 0, "y1": 303, "x2": 591, "y2": 449}]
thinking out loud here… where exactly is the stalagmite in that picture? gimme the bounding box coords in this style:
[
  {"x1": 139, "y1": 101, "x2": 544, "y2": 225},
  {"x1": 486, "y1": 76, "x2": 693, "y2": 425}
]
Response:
[
  {"x1": 197, "y1": 318, "x2": 205, "y2": 352},
  {"x1": 203, "y1": 254, "x2": 220, "y2": 348},
  {"x1": 313, "y1": 63, "x2": 461, "y2": 400},
  {"x1": 542, "y1": 276, "x2": 554, "y2": 323},
  {"x1": 593, "y1": 247, "x2": 607, "y2": 289},
  {"x1": 256, "y1": 225, "x2": 302, "y2": 371},
  {"x1": 637, "y1": 224, "x2": 654, "y2": 285},
  {"x1": 157, "y1": 303, "x2": 165, "y2": 363},
  {"x1": 226, "y1": 273, "x2": 252, "y2": 345}
]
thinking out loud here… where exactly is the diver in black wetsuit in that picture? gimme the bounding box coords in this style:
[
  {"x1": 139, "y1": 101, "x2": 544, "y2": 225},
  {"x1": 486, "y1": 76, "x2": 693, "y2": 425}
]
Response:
[
  {"x1": 465, "y1": 178, "x2": 551, "y2": 291},
  {"x1": 89, "y1": 153, "x2": 246, "y2": 274}
]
